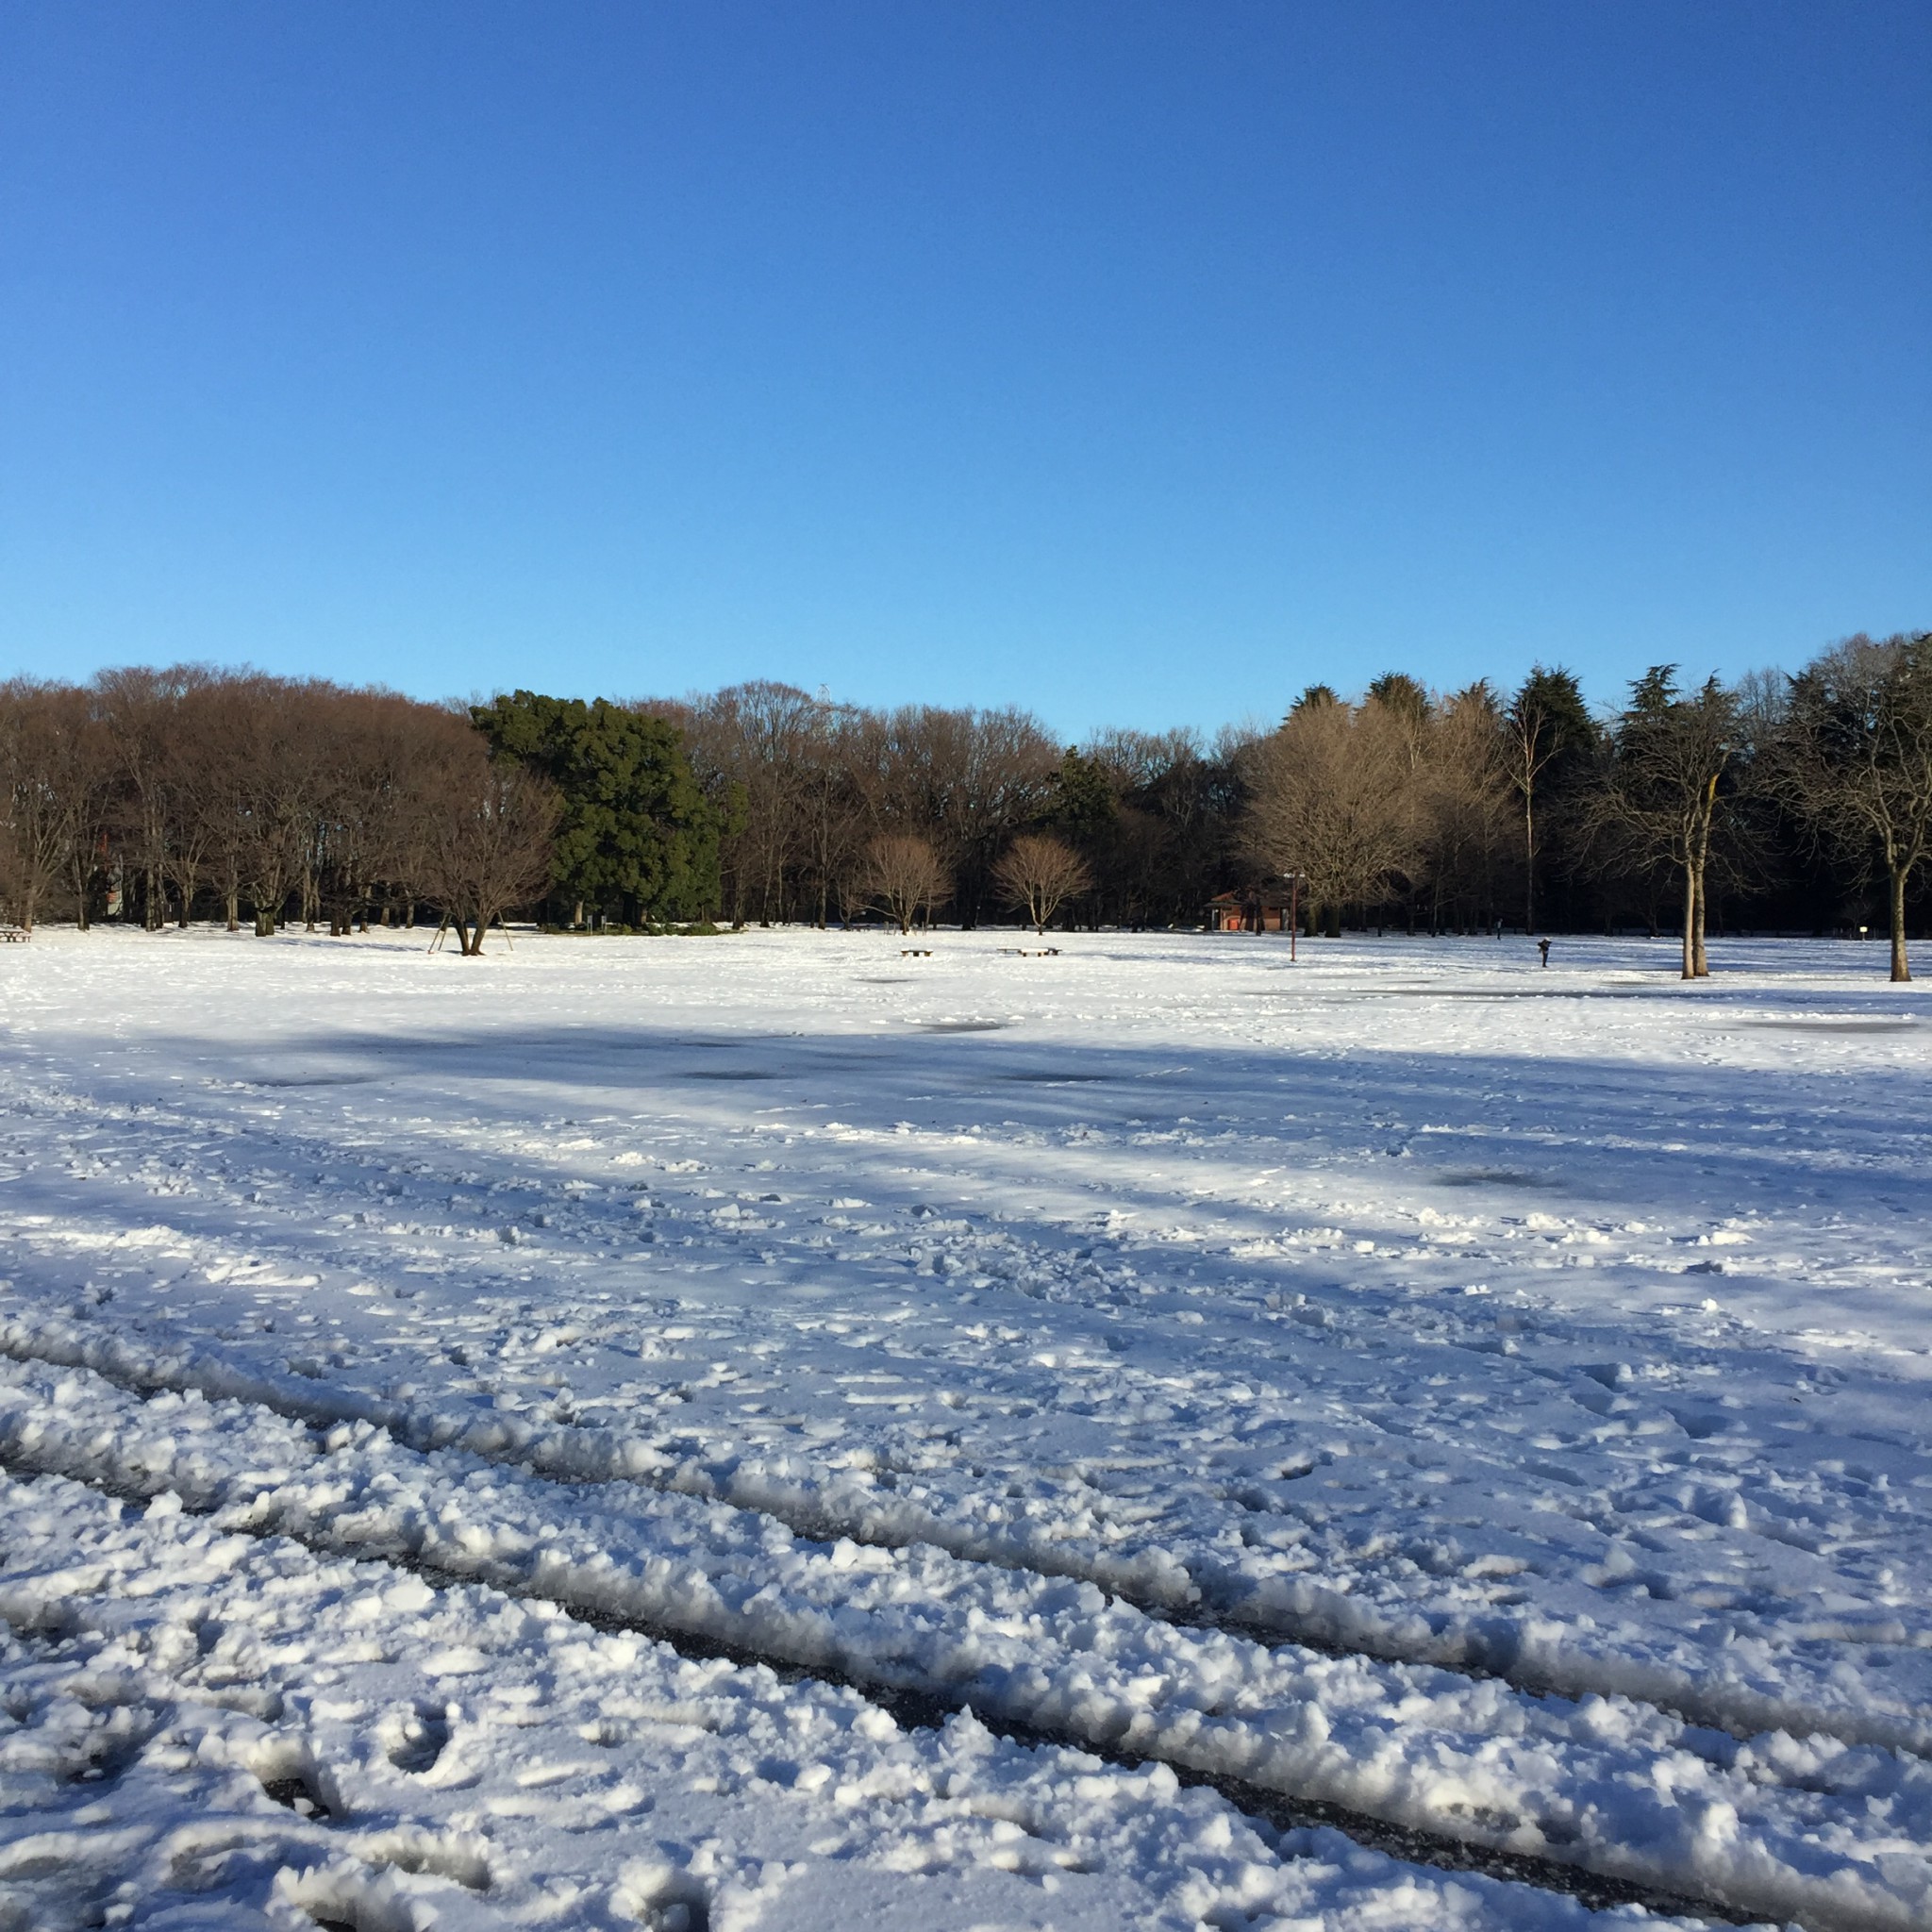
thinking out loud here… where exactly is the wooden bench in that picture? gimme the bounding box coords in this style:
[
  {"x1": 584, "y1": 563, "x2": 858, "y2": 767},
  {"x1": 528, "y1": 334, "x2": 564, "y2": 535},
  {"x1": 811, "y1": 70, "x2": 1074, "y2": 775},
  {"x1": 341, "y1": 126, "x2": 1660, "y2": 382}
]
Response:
[{"x1": 0, "y1": 926, "x2": 29, "y2": 943}]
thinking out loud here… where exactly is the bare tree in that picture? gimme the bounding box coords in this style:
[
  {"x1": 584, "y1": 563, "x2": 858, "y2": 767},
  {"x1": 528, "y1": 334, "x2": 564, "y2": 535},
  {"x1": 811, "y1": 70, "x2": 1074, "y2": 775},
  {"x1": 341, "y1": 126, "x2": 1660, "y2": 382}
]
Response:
[
  {"x1": 193, "y1": 675, "x2": 275, "y2": 931},
  {"x1": 1506, "y1": 666, "x2": 1591, "y2": 932},
  {"x1": 680, "y1": 682, "x2": 821, "y2": 924},
  {"x1": 1595, "y1": 667, "x2": 1738, "y2": 978},
  {"x1": 414, "y1": 734, "x2": 560, "y2": 955},
  {"x1": 1417, "y1": 682, "x2": 1513, "y2": 932},
  {"x1": 50, "y1": 690, "x2": 117, "y2": 928},
  {"x1": 158, "y1": 675, "x2": 238, "y2": 926},
  {"x1": 97, "y1": 664, "x2": 221, "y2": 928},
  {"x1": 95, "y1": 667, "x2": 169, "y2": 927},
  {"x1": 945, "y1": 708, "x2": 1060, "y2": 923},
  {"x1": 0, "y1": 683, "x2": 90, "y2": 928},
  {"x1": 1245, "y1": 693, "x2": 1421, "y2": 933},
  {"x1": 232, "y1": 692, "x2": 315, "y2": 936},
  {"x1": 310, "y1": 690, "x2": 423, "y2": 934},
  {"x1": 1776, "y1": 632, "x2": 1932, "y2": 981},
  {"x1": 858, "y1": 832, "x2": 949, "y2": 934},
  {"x1": 792, "y1": 702, "x2": 866, "y2": 928},
  {"x1": 849, "y1": 706, "x2": 1057, "y2": 924},
  {"x1": 993, "y1": 832, "x2": 1093, "y2": 933},
  {"x1": 1367, "y1": 672, "x2": 1432, "y2": 769}
]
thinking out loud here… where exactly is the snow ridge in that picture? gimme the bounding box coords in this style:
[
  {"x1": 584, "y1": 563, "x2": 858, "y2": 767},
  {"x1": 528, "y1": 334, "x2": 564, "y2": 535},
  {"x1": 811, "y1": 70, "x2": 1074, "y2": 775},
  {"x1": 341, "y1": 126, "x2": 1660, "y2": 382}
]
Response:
[
  {"x1": 7, "y1": 1303, "x2": 1925, "y2": 1767},
  {"x1": 1, "y1": 1356, "x2": 1923, "y2": 1931},
  {"x1": 9, "y1": 1467, "x2": 1663, "y2": 1932}
]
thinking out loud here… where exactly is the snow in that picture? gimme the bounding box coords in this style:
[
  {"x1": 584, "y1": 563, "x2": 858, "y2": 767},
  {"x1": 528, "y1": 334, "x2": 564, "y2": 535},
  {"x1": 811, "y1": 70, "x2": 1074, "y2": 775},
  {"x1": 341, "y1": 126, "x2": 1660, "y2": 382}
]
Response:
[{"x1": 1, "y1": 924, "x2": 1927, "y2": 1929}]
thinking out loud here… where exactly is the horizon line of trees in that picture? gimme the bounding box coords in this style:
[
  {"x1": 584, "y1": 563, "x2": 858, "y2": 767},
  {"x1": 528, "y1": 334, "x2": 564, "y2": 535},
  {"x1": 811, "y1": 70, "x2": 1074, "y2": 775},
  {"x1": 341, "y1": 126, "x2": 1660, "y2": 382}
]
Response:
[{"x1": 3, "y1": 629, "x2": 1928, "y2": 977}]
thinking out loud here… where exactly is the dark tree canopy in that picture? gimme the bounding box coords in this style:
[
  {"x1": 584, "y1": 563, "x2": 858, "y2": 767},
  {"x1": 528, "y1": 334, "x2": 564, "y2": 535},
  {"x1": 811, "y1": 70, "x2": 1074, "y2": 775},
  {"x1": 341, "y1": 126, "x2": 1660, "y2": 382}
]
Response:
[
  {"x1": 1049, "y1": 747, "x2": 1118, "y2": 838},
  {"x1": 1366, "y1": 672, "x2": 1432, "y2": 725},
  {"x1": 1510, "y1": 666, "x2": 1594, "y2": 774},
  {"x1": 471, "y1": 692, "x2": 719, "y2": 924}
]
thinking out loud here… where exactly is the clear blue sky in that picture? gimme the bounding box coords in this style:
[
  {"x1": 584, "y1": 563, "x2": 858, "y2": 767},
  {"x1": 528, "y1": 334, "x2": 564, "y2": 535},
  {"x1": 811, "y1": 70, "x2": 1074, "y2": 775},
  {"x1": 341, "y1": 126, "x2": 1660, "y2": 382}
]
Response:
[{"x1": 3, "y1": 2, "x2": 1925, "y2": 736}]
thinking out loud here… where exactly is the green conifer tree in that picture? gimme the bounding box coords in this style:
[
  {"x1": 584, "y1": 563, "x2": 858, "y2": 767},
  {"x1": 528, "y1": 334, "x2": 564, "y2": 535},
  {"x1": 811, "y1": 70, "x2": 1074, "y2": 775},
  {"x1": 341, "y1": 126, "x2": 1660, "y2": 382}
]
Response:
[{"x1": 471, "y1": 693, "x2": 721, "y2": 925}]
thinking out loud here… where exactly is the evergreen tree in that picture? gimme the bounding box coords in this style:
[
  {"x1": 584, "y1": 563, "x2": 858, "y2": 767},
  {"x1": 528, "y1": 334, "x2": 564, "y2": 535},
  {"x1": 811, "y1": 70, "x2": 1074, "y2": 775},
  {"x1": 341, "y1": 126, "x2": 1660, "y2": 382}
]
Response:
[
  {"x1": 1366, "y1": 672, "x2": 1432, "y2": 727},
  {"x1": 1050, "y1": 746, "x2": 1118, "y2": 838},
  {"x1": 470, "y1": 692, "x2": 721, "y2": 924}
]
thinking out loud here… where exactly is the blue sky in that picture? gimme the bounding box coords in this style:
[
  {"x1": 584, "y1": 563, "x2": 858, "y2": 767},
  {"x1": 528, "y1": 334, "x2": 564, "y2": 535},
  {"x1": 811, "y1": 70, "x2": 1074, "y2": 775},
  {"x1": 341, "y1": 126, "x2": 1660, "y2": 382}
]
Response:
[{"x1": 3, "y1": 2, "x2": 1925, "y2": 736}]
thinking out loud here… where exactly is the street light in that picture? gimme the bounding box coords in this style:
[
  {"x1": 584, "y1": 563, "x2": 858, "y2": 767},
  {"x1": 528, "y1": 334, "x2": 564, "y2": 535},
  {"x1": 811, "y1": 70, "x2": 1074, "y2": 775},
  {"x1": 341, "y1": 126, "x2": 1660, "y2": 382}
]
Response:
[{"x1": 1283, "y1": 873, "x2": 1302, "y2": 963}]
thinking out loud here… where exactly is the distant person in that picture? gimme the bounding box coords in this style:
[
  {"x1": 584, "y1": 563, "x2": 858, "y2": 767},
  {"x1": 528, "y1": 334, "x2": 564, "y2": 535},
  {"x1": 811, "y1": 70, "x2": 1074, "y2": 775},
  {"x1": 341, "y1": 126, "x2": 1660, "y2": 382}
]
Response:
[{"x1": 1538, "y1": 937, "x2": 1551, "y2": 969}]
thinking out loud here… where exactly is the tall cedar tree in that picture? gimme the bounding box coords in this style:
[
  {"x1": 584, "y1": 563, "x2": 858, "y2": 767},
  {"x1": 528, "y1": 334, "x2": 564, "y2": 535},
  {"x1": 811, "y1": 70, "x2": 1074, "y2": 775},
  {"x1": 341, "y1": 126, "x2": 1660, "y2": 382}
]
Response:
[{"x1": 472, "y1": 693, "x2": 720, "y2": 925}]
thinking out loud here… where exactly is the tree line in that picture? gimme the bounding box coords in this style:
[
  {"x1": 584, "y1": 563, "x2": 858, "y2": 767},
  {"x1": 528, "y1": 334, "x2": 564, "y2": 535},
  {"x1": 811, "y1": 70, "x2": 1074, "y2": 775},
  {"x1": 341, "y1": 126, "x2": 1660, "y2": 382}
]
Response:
[
  {"x1": 3, "y1": 631, "x2": 1928, "y2": 977},
  {"x1": 0, "y1": 671, "x2": 557, "y2": 955},
  {"x1": 1239, "y1": 637, "x2": 1931, "y2": 981}
]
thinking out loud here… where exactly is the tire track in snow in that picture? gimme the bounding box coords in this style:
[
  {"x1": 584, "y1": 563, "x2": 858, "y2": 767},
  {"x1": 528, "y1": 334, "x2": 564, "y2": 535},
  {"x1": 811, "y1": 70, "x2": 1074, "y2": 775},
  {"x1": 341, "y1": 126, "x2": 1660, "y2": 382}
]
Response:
[
  {"x1": 10, "y1": 1052, "x2": 1929, "y2": 1767},
  {"x1": 0, "y1": 1442, "x2": 1752, "y2": 1931},
  {"x1": 4, "y1": 1469, "x2": 1481, "y2": 1932},
  {"x1": 6, "y1": 1357, "x2": 1923, "y2": 1932},
  {"x1": 7, "y1": 1304, "x2": 1926, "y2": 1766}
]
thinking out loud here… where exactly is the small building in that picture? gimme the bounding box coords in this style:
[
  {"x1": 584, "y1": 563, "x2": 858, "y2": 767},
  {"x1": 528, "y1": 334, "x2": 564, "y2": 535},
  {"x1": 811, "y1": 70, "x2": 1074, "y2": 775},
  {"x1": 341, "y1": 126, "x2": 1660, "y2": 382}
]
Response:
[{"x1": 1206, "y1": 889, "x2": 1295, "y2": 933}]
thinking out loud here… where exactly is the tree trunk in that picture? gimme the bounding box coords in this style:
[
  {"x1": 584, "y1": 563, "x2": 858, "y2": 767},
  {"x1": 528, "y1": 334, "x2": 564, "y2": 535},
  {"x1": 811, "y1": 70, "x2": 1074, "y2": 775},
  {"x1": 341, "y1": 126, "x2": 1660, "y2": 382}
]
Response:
[
  {"x1": 1691, "y1": 870, "x2": 1709, "y2": 977},
  {"x1": 1680, "y1": 862, "x2": 1697, "y2": 979},
  {"x1": 1524, "y1": 791, "x2": 1535, "y2": 932},
  {"x1": 225, "y1": 882, "x2": 240, "y2": 932},
  {"x1": 1890, "y1": 864, "x2": 1912, "y2": 982}
]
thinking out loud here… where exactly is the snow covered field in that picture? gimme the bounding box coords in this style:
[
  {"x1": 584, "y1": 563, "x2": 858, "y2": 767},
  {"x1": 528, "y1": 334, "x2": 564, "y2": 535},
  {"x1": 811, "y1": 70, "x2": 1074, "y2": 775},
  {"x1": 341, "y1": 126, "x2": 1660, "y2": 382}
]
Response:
[{"x1": 1, "y1": 924, "x2": 1927, "y2": 1931}]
